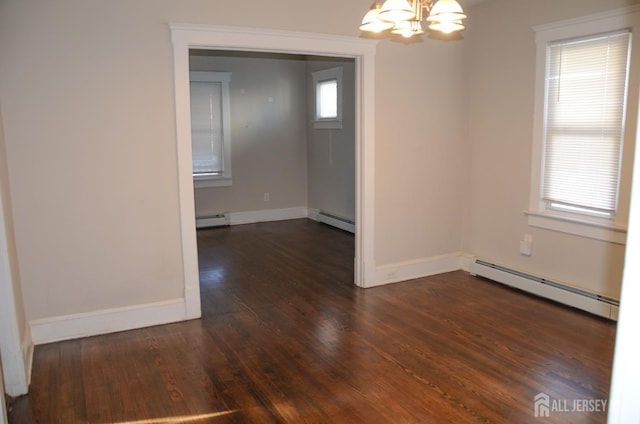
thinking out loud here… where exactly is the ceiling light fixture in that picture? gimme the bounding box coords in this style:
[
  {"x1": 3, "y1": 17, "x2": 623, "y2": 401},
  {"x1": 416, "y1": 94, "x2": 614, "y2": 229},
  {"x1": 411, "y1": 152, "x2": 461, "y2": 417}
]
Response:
[{"x1": 359, "y1": 0, "x2": 467, "y2": 39}]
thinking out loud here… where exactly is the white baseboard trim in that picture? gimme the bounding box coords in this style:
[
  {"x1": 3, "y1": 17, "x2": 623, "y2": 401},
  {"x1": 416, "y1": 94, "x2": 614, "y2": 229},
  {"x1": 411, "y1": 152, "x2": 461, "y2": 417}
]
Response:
[
  {"x1": 21, "y1": 325, "x2": 33, "y2": 388},
  {"x1": 1, "y1": 330, "x2": 32, "y2": 396},
  {"x1": 368, "y1": 251, "x2": 464, "y2": 288},
  {"x1": 308, "y1": 207, "x2": 320, "y2": 220},
  {"x1": 0, "y1": 300, "x2": 33, "y2": 396},
  {"x1": 369, "y1": 251, "x2": 618, "y2": 319},
  {"x1": 469, "y1": 258, "x2": 619, "y2": 320},
  {"x1": 25, "y1": 248, "x2": 618, "y2": 348},
  {"x1": 29, "y1": 298, "x2": 189, "y2": 345},
  {"x1": 196, "y1": 213, "x2": 229, "y2": 228},
  {"x1": 229, "y1": 207, "x2": 309, "y2": 226},
  {"x1": 458, "y1": 253, "x2": 474, "y2": 272},
  {"x1": 313, "y1": 211, "x2": 356, "y2": 234}
]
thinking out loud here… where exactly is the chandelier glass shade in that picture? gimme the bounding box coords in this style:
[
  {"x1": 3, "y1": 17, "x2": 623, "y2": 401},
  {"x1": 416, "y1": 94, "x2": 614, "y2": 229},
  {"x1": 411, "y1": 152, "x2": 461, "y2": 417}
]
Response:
[{"x1": 359, "y1": 0, "x2": 467, "y2": 38}]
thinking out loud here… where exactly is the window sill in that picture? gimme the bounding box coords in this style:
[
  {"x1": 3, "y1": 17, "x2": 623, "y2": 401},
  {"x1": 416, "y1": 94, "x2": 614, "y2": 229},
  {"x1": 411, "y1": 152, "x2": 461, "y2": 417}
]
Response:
[
  {"x1": 193, "y1": 176, "x2": 232, "y2": 189},
  {"x1": 313, "y1": 119, "x2": 342, "y2": 130},
  {"x1": 524, "y1": 210, "x2": 627, "y2": 245}
]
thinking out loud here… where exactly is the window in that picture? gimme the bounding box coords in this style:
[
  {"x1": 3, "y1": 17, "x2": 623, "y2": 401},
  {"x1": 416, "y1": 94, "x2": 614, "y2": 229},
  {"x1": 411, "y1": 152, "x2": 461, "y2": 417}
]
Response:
[
  {"x1": 312, "y1": 67, "x2": 343, "y2": 129},
  {"x1": 543, "y1": 31, "x2": 630, "y2": 218},
  {"x1": 528, "y1": 8, "x2": 640, "y2": 244},
  {"x1": 317, "y1": 79, "x2": 338, "y2": 119},
  {"x1": 190, "y1": 71, "x2": 232, "y2": 187}
]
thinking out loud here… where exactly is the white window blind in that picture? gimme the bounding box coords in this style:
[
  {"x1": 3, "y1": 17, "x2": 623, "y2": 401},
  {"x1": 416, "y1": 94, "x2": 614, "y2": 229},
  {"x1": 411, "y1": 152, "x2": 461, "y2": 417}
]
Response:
[
  {"x1": 190, "y1": 81, "x2": 224, "y2": 176},
  {"x1": 542, "y1": 31, "x2": 631, "y2": 217}
]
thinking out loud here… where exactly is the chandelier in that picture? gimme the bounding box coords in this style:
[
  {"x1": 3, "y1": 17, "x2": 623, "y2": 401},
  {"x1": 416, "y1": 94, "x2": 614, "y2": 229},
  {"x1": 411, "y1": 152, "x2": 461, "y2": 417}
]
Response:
[{"x1": 359, "y1": 0, "x2": 467, "y2": 38}]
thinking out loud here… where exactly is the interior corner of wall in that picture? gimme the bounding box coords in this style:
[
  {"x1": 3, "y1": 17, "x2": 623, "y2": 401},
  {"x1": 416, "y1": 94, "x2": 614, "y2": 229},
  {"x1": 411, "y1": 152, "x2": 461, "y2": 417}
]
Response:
[{"x1": 458, "y1": 252, "x2": 475, "y2": 272}]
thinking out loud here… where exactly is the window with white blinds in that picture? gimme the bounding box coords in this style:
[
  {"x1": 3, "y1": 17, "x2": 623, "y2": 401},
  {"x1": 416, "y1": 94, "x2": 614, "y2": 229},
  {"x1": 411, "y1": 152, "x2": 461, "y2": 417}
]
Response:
[
  {"x1": 189, "y1": 71, "x2": 232, "y2": 188},
  {"x1": 191, "y1": 80, "x2": 224, "y2": 175},
  {"x1": 542, "y1": 31, "x2": 631, "y2": 218}
]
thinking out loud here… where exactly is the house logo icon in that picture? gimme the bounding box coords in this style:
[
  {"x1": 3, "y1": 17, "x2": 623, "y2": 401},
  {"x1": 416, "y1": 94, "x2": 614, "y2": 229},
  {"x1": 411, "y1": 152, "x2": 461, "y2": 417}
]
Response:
[{"x1": 534, "y1": 392, "x2": 550, "y2": 417}]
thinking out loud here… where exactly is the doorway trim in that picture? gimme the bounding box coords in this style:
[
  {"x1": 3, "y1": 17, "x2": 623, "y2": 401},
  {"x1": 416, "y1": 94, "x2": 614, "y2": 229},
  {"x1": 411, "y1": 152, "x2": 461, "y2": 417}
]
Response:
[{"x1": 169, "y1": 24, "x2": 378, "y2": 318}]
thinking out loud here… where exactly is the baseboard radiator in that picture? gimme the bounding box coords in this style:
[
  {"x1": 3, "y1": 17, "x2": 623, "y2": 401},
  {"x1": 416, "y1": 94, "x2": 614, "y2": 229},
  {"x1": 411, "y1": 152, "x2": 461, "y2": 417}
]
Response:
[
  {"x1": 469, "y1": 259, "x2": 619, "y2": 320},
  {"x1": 316, "y1": 211, "x2": 355, "y2": 234},
  {"x1": 196, "y1": 213, "x2": 229, "y2": 229}
]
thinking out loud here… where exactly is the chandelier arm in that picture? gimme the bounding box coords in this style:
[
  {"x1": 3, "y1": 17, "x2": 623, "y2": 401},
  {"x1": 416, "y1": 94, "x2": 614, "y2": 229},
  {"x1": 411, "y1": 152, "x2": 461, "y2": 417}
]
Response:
[
  {"x1": 420, "y1": 0, "x2": 435, "y2": 18},
  {"x1": 415, "y1": 0, "x2": 423, "y2": 21}
]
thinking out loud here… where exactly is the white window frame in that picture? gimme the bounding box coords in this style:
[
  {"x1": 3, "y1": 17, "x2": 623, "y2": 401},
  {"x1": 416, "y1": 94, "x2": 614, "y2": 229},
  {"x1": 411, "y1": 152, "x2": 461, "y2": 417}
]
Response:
[
  {"x1": 527, "y1": 6, "x2": 640, "y2": 245},
  {"x1": 312, "y1": 66, "x2": 343, "y2": 129},
  {"x1": 189, "y1": 71, "x2": 232, "y2": 188}
]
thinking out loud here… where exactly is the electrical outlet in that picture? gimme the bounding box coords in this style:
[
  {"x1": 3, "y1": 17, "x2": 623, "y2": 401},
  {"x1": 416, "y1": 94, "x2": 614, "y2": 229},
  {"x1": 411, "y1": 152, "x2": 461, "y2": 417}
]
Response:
[
  {"x1": 520, "y1": 234, "x2": 533, "y2": 256},
  {"x1": 264, "y1": 193, "x2": 270, "y2": 202}
]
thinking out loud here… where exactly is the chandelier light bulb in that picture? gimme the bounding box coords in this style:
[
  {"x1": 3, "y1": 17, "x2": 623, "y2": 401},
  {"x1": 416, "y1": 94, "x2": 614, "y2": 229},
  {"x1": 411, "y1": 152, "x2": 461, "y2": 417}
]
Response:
[
  {"x1": 428, "y1": 19, "x2": 464, "y2": 33},
  {"x1": 358, "y1": 0, "x2": 466, "y2": 39},
  {"x1": 391, "y1": 20, "x2": 425, "y2": 38},
  {"x1": 360, "y1": 3, "x2": 395, "y2": 33},
  {"x1": 378, "y1": 0, "x2": 416, "y2": 23}
]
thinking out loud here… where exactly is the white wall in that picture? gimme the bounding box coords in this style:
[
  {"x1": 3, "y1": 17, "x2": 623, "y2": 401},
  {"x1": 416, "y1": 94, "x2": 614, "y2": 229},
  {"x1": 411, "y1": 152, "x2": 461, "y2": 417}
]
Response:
[
  {"x1": 0, "y1": 0, "x2": 466, "y2": 325},
  {"x1": 461, "y1": 0, "x2": 640, "y2": 299},
  {"x1": 375, "y1": 39, "x2": 467, "y2": 265},
  {"x1": 0, "y1": 1, "x2": 189, "y2": 321},
  {"x1": 190, "y1": 52, "x2": 308, "y2": 216},
  {"x1": 3, "y1": 0, "x2": 629, "y2": 348},
  {"x1": 307, "y1": 58, "x2": 356, "y2": 222}
]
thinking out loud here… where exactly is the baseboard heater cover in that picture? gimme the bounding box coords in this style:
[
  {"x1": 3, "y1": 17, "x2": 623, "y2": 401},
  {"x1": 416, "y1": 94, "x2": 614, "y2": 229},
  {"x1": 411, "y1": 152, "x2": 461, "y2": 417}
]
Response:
[
  {"x1": 196, "y1": 213, "x2": 229, "y2": 229},
  {"x1": 316, "y1": 211, "x2": 355, "y2": 233},
  {"x1": 469, "y1": 259, "x2": 619, "y2": 320}
]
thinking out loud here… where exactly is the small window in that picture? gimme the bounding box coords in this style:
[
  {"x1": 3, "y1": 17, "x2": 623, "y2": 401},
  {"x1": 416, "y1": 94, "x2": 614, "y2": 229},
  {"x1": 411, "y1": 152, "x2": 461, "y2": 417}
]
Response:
[
  {"x1": 190, "y1": 71, "x2": 232, "y2": 188},
  {"x1": 317, "y1": 79, "x2": 338, "y2": 119},
  {"x1": 312, "y1": 67, "x2": 343, "y2": 129}
]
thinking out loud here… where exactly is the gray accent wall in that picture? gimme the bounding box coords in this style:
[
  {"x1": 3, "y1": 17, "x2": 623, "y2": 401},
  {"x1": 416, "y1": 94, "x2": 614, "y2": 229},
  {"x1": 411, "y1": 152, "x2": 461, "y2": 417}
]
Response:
[
  {"x1": 307, "y1": 58, "x2": 356, "y2": 222},
  {"x1": 190, "y1": 52, "x2": 355, "y2": 222},
  {"x1": 190, "y1": 52, "x2": 309, "y2": 216}
]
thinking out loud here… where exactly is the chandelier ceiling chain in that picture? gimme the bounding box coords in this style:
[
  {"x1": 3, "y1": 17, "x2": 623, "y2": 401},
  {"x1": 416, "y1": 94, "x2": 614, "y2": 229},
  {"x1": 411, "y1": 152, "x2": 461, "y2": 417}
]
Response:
[{"x1": 359, "y1": 0, "x2": 467, "y2": 39}]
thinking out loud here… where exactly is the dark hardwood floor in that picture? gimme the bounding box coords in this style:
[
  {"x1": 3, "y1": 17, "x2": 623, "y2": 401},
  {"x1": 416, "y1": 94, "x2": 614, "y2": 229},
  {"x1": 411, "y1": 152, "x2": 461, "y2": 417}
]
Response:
[{"x1": 9, "y1": 219, "x2": 616, "y2": 423}]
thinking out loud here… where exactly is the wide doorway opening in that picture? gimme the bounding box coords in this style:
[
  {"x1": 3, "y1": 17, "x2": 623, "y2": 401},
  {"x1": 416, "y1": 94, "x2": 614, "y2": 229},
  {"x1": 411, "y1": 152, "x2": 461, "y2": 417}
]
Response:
[
  {"x1": 170, "y1": 24, "x2": 377, "y2": 319},
  {"x1": 188, "y1": 49, "x2": 356, "y2": 314}
]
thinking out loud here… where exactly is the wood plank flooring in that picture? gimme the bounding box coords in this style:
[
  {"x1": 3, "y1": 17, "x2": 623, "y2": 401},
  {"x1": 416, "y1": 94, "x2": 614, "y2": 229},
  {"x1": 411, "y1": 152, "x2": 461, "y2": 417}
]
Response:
[{"x1": 9, "y1": 219, "x2": 616, "y2": 423}]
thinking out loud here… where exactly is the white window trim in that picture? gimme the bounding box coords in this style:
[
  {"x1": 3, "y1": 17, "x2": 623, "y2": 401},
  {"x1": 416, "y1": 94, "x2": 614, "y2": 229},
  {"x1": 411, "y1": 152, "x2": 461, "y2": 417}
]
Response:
[
  {"x1": 527, "y1": 6, "x2": 640, "y2": 244},
  {"x1": 524, "y1": 210, "x2": 627, "y2": 245},
  {"x1": 190, "y1": 71, "x2": 232, "y2": 188},
  {"x1": 312, "y1": 66, "x2": 343, "y2": 129}
]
